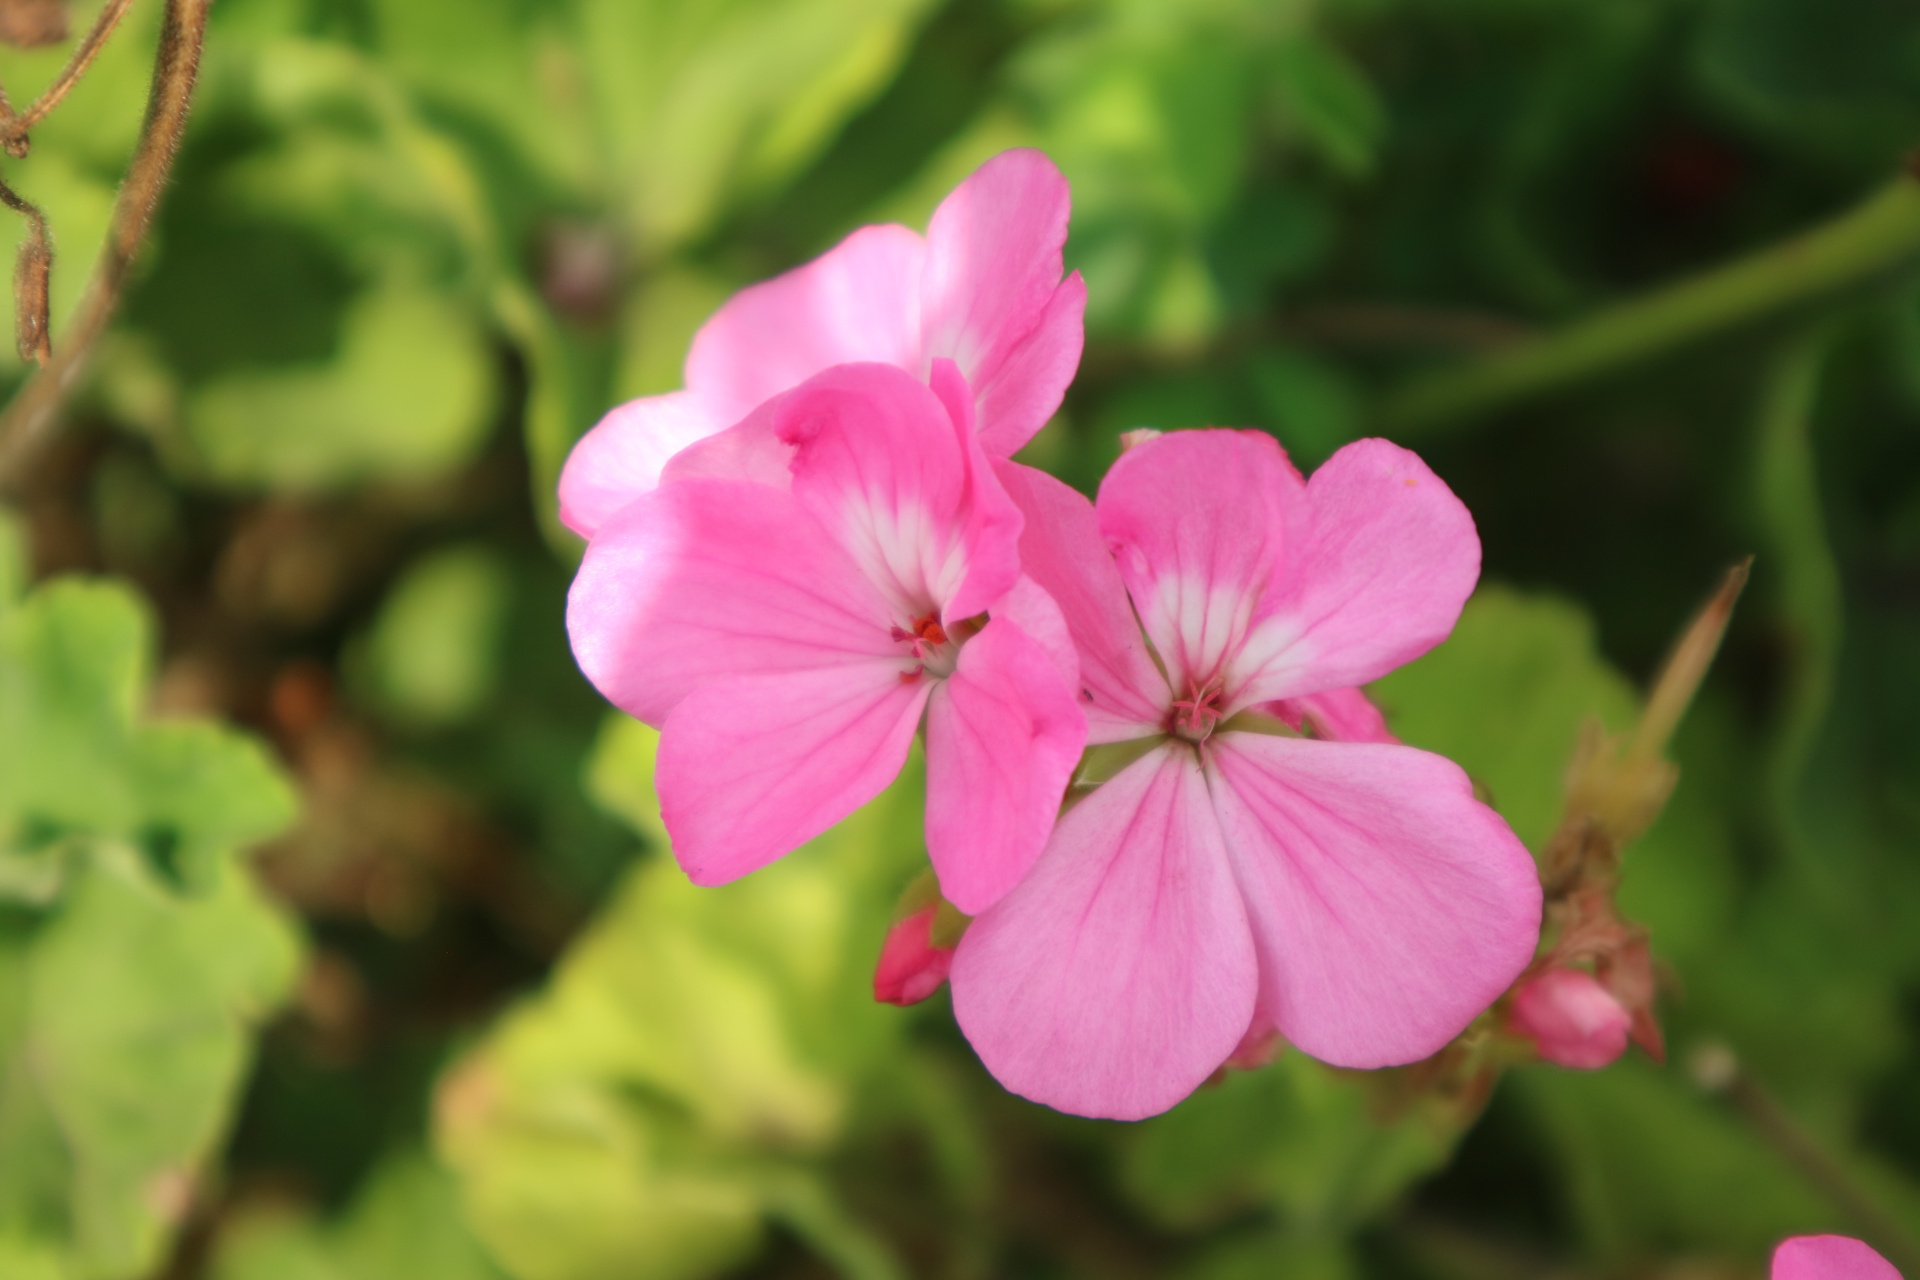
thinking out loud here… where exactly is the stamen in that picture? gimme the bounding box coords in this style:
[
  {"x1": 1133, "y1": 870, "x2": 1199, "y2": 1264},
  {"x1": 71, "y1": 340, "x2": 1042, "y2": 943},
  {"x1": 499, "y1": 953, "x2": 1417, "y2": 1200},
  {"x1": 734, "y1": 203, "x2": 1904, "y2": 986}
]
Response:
[{"x1": 1168, "y1": 679, "x2": 1227, "y2": 743}]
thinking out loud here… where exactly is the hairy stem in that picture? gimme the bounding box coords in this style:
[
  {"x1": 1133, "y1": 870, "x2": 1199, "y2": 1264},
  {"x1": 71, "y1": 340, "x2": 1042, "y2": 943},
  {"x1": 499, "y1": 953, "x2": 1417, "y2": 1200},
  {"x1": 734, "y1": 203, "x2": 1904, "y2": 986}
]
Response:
[
  {"x1": 1380, "y1": 175, "x2": 1920, "y2": 434},
  {"x1": 0, "y1": 0, "x2": 208, "y2": 492}
]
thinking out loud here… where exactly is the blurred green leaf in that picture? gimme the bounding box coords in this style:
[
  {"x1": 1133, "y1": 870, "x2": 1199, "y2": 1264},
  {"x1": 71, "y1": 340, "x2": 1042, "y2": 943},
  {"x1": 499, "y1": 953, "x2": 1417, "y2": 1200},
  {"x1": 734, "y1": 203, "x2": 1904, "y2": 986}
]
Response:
[
  {"x1": 1369, "y1": 585, "x2": 1639, "y2": 853},
  {"x1": 210, "y1": 1151, "x2": 507, "y2": 1280},
  {"x1": 1123, "y1": 1054, "x2": 1452, "y2": 1233},
  {"x1": 582, "y1": 713, "x2": 668, "y2": 849},
  {"x1": 0, "y1": 507, "x2": 24, "y2": 610},
  {"x1": 356, "y1": 546, "x2": 514, "y2": 729},
  {"x1": 577, "y1": 0, "x2": 940, "y2": 252},
  {"x1": 1248, "y1": 347, "x2": 1362, "y2": 468},
  {"x1": 0, "y1": 580, "x2": 298, "y2": 897},
  {"x1": 1273, "y1": 35, "x2": 1387, "y2": 178},
  {"x1": 23, "y1": 851, "x2": 301, "y2": 1278},
  {"x1": 437, "y1": 735, "x2": 926, "y2": 1280},
  {"x1": 183, "y1": 282, "x2": 496, "y2": 491},
  {"x1": 1515, "y1": 1059, "x2": 1836, "y2": 1264}
]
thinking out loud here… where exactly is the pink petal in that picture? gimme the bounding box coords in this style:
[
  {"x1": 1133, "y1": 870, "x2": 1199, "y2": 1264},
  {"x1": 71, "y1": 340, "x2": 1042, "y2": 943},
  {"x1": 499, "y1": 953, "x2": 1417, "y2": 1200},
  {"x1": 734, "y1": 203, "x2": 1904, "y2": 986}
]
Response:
[
  {"x1": 1510, "y1": 969, "x2": 1630, "y2": 1070},
  {"x1": 922, "y1": 150, "x2": 1077, "y2": 450},
  {"x1": 656, "y1": 665, "x2": 930, "y2": 887},
  {"x1": 990, "y1": 574, "x2": 1079, "y2": 692},
  {"x1": 973, "y1": 271, "x2": 1087, "y2": 458},
  {"x1": 993, "y1": 459, "x2": 1166, "y2": 742},
  {"x1": 1234, "y1": 438, "x2": 1481, "y2": 703},
  {"x1": 1097, "y1": 429, "x2": 1307, "y2": 698},
  {"x1": 924, "y1": 616, "x2": 1088, "y2": 915},
  {"x1": 773, "y1": 363, "x2": 1021, "y2": 624},
  {"x1": 873, "y1": 905, "x2": 956, "y2": 1006},
  {"x1": 1208, "y1": 733, "x2": 1541, "y2": 1068},
  {"x1": 950, "y1": 746, "x2": 1258, "y2": 1120},
  {"x1": 1269, "y1": 687, "x2": 1399, "y2": 744},
  {"x1": 566, "y1": 478, "x2": 894, "y2": 724},
  {"x1": 557, "y1": 391, "x2": 728, "y2": 538},
  {"x1": 1773, "y1": 1237, "x2": 1903, "y2": 1280},
  {"x1": 683, "y1": 223, "x2": 926, "y2": 427}
]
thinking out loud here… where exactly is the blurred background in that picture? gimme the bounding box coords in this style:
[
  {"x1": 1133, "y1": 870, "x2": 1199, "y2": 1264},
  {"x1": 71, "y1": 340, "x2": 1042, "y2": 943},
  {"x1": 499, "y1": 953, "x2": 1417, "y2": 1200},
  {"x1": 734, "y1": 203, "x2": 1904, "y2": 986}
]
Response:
[{"x1": 0, "y1": 0, "x2": 1917, "y2": 1277}]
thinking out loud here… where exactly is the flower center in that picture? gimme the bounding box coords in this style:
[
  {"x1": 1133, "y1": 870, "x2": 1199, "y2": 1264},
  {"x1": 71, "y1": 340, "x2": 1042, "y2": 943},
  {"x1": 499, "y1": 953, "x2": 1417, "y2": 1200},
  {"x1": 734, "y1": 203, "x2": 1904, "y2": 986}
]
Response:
[
  {"x1": 892, "y1": 614, "x2": 959, "y2": 681},
  {"x1": 1168, "y1": 679, "x2": 1227, "y2": 742}
]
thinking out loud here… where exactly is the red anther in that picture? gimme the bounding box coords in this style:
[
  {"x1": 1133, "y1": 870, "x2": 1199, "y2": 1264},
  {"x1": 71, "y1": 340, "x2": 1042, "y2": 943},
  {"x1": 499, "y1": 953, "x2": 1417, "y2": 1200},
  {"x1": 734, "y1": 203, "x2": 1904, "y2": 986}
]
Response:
[{"x1": 916, "y1": 616, "x2": 948, "y2": 646}]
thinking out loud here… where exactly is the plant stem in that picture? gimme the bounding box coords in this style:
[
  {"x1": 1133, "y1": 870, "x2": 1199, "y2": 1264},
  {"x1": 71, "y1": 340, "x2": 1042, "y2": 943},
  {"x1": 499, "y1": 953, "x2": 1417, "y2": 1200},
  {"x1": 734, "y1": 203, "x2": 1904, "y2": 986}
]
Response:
[
  {"x1": 0, "y1": 0, "x2": 209, "y2": 493},
  {"x1": 1723, "y1": 1070, "x2": 1920, "y2": 1278},
  {"x1": 1380, "y1": 175, "x2": 1920, "y2": 435}
]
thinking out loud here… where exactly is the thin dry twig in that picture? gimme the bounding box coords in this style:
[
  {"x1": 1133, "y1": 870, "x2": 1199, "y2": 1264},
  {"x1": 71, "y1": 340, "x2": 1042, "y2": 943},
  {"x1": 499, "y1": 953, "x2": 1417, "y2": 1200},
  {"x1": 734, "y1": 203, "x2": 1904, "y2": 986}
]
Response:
[
  {"x1": 0, "y1": 0, "x2": 138, "y2": 143},
  {"x1": 0, "y1": 0, "x2": 209, "y2": 492},
  {"x1": 0, "y1": 173, "x2": 50, "y2": 363}
]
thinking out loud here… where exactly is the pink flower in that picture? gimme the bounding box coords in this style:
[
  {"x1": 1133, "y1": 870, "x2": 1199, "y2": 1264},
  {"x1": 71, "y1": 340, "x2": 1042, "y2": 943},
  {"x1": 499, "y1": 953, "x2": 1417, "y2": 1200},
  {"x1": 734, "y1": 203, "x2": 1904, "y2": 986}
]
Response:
[
  {"x1": 566, "y1": 361, "x2": 1085, "y2": 915},
  {"x1": 1509, "y1": 968, "x2": 1631, "y2": 1069},
  {"x1": 874, "y1": 905, "x2": 957, "y2": 1006},
  {"x1": 948, "y1": 429, "x2": 1542, "y2": 1119},
  {"x1": 1773, "y1": 1236, "x2": 1903, "y2": 1280},
  {"x1": 559, "y1": 149, "x2": 1086, "y2": 539}
]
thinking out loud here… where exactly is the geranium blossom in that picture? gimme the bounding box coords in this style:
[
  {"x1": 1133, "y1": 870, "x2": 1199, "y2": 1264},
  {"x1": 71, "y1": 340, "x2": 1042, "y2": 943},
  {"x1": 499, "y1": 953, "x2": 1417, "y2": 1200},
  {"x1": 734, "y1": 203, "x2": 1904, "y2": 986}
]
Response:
[
  {"x1": 567, "y1": 361, "x2": 1085, "y2": 915},
  {"x1": 948, "y1": 429, "x2": 1543, "y2": 1119},
  {"x1": 1773, "y1": 1236, "x2": 1902, "y2": 1280},
  {"x1": 559, "y1": 149, "x2": 1086, "y2": 538}
]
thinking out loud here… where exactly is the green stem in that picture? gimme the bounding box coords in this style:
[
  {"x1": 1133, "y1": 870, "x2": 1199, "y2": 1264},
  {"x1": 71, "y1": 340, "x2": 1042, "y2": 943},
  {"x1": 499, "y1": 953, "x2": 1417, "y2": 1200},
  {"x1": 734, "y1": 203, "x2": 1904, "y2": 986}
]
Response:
[{"x1": 1379, "y1": 175, "x2": 1920, "y2": 434}]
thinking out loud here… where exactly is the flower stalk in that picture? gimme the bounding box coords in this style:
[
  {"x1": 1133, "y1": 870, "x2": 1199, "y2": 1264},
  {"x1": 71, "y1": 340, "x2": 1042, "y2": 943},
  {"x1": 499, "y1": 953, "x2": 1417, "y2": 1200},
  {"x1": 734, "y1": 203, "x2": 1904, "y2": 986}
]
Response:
[{"x1": 1382, "y1": 174, "x2": 1920, "y2": 434}]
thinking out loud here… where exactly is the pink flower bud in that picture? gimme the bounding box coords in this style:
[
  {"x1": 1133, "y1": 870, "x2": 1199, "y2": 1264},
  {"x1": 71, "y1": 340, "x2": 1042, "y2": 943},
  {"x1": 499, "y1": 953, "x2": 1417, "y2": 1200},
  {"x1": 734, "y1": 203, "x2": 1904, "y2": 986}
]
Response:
[
  {"x1": 874, "y1": 905, "x2": 956, "y2": 1006},
  {"x1": 1511, "y1": 968, "x2": 1631, "y2": 1069}
]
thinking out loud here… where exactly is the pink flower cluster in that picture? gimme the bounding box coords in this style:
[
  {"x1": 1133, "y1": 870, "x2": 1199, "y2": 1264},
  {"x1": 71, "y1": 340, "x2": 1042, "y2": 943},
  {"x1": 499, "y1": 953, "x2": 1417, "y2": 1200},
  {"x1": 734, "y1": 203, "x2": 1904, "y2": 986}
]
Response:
[{"x1": 563, "y1": 151, "x2": 1544, "y2": 1120}]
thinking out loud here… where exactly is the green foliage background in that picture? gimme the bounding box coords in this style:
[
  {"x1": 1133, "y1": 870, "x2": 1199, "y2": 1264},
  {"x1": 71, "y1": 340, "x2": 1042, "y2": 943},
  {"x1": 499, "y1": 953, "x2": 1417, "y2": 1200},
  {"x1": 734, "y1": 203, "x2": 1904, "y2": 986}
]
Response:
[{"x1": 0, "y1": 0, "x2": 1917, "y2": 1276}]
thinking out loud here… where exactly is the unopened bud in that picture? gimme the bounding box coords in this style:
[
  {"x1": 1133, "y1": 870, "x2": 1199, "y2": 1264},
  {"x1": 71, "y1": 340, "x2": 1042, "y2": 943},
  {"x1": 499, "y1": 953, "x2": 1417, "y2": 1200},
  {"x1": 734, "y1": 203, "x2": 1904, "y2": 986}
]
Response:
[
  {"x1": 1510, "y1": 969, "x2": 1630, "y2": 1070},
  {"x1": 1118, "y1": 428, "x2": 1162, "y2": 453},
  {"x1": 873, "y1": 870, "x2": 968, "y2": 1007},
  {"x1": 873, "y1": 905, "x2": 955, "y2": 1006}
]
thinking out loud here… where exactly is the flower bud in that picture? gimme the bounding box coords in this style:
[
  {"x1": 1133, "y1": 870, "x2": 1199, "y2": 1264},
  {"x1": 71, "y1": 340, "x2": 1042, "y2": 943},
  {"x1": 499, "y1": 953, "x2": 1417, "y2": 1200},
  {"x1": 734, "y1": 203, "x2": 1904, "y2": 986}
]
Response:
[
  {"x1": 873, "y1": 904, "x2": 956, "y2": 1006},
  {"x1": 1510, "y1": 968, "x2": 1630, "y2": 1070}
]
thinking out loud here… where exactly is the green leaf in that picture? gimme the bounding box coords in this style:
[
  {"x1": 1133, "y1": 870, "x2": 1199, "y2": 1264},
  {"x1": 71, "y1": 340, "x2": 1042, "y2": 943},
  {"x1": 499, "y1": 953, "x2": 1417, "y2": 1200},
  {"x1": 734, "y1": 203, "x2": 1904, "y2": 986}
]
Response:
[
  {"x1": 582, "y1": 714, "x2": 668, "y2": 849},
  {"x1": 1273, "y1": 35, "x2": 1387, "y2": 178},
  {"x1": 1369, "y1": 585, "x2": 1639, "y2": 852},
  {"x1": 1514, "y1": 1059, "x2": 1837, "y2": 1264},
  {"x1": 576, "y1": 0, "x2": 940, "y2": 253},
  {"x1": 0, "y1": 580, "x2": 298, "y2": 896},
  {"x1": 183, "y1": 282, "x2": 496, "y2": 491},
  {"x1": 209, "y1": 1151, "x2": 507, "y2": 1280},
  {"x1": 1122, "y1": 1054, "x2": 1452, "y2": 1234},
  {"x1": 0, "y1": 506, "x2": 24, "y2": 611},
  {"x1": 437, "y1": 755, "x2": 928, "y2": 1280},
  {"x1": 24, "y1": 852, "x2": 301, "y2": 1278},
  {"x1": 355, "y1": 546, "x2": 514, "y2": 729}
]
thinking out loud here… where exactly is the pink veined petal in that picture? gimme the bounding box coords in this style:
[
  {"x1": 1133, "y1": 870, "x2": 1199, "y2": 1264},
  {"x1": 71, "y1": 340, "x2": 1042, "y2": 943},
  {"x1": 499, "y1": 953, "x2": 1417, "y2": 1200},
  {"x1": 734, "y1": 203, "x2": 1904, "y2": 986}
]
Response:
[
  {"x1": 923, "y1": 616, "x2": 1088, "y2": 915},
  {"x1": 950, "y1": 745, "x2": 1258, "y2": 1120},
  {"x1": 1207, "y1": 734, "x2": 1542, "y2": 1069},
  {"x1": 1234, "y1": 438, "x2": 1481, "y2": 704},
  {"x1": 683, "y1": 223, "x2": 926, "y2": 426},
  {"x1": 930, "y1": 358, "x2": 1026, "y2": 621},
  {"x1": 922, "y1": 150, "x2": 1073, "y2": 414},
  {"x1": 993, "y1": 459, "x2": 1166, "y2": 742},
  {"x1": 656, "y1": 665, "x2": 930, "y2": 887},
  {"x1": 557, "y1": 391, "x2": 729, "y2": 538},
  {"x1": 1097, "y1": 429, "x2": 1306, "y2": 698},
  {"x1": 972, "y1": 270, "x2": 1087, "y2": 458},
  {"x1": 566, "y1": 478, "x2": 895, "y2": 725},
  {"x1": 1773, "y1": 1238, "x2": 1904, "y2": 1280},
  {"x1": 1268, "y1": 686, "x2": 1399, "y2": 744},
  {"x1": 770, "y1": 363, "x2": 1021, "y2": 625},
  {"x1": 990, "y1": 574, "x2": 1079, "y2": 692}
]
